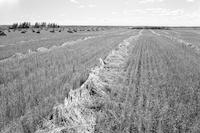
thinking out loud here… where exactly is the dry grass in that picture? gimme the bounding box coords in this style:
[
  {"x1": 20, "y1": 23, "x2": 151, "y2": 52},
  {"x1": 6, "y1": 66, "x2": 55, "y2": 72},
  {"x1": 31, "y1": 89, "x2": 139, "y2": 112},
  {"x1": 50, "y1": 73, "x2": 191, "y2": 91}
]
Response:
[
  {"x1": 34, "y1": 31, "x2": 140, "y2": 133},
  {"x1": 2, "y1": 29, "x2": 200, "y2": 133},
  {"x1": 114, "y1": 31, "x2": 200, "y2": 133},
  {"x1": 0, "y1": 26, "x2": 115, "y2": 60},
  {"x1": 0, "y1": 33, "x2": 130, "y2": 133}
]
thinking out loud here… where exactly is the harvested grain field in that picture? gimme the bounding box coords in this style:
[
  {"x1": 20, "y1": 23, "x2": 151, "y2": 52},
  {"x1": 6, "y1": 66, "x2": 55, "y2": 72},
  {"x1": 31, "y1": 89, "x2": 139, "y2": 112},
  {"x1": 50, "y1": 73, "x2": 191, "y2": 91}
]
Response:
[
  {"x1": 0, "y1": 28, "x2": 139, "y2": 133},
  {"x1": 1, "y1": 27, "x2": 200, "y2": 133},
  {"x1": 2, "y1": 0, "x2": 200, "y2": 132}
]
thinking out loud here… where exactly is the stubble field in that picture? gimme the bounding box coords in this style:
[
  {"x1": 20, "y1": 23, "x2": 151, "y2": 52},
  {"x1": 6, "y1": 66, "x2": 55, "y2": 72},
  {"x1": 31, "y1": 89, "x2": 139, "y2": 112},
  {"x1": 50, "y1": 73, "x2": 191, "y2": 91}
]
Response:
[{"x1": 1, "y1": 27, "x2": 200, "y2": 133}]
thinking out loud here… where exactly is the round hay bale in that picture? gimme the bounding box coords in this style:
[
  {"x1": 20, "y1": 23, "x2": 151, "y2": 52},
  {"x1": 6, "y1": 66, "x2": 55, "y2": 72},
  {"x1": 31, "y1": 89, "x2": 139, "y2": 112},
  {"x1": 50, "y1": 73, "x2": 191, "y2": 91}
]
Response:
[
  {"x1": 36, "y1": 30, "x2": 40, "y2": 34},
  {"x1": 0, "y1": 30, "x2": 7, "y2": 36},
  {"x1": 50, "y1": 30, "x2": 55, "y2": 33},
  {"x1": 21, "y1": 30, "x2": 27, "y2": 34},
  {"x1": 67, "y1": 30, "x2": 73, "y2": 33}
]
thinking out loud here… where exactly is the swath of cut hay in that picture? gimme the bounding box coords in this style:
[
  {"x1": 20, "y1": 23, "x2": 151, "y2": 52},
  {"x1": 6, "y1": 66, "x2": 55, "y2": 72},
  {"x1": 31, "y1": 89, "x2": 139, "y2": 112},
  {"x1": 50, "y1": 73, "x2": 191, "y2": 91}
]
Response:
[
  {"x1": 150, "y1": 30, "x2": 161, "y2": 36},
  {"x1": 36, "y1": 31, "x2": 142, "y2": 133},
  {"x1": 0, "y1": 36, "x2": 95, "y2": 63},
  {"x1": 162, "y1": 34, "x2": 200, "y2": 54}
]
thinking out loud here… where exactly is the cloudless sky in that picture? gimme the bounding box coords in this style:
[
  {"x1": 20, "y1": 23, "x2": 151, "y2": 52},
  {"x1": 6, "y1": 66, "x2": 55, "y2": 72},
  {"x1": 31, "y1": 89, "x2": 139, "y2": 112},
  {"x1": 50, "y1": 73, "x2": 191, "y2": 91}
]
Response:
[{"x1": 0, "y1": 0, "x2": 200, "y2": 26}]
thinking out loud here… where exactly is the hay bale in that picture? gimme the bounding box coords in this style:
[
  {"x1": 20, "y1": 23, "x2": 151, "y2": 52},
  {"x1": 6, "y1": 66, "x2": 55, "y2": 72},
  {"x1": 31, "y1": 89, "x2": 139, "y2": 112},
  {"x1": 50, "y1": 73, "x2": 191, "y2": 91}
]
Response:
[
  {"x1": 36, "y1": 30, "x2": 40, "y2": 34},
  {"x1": 21, "y1": 30, "x2": 27, "y2": 34},
  {"x1": 0, "y1": 30, "x2": 7, "y2": 36},
  {"x1": 50, "y1": 30, "x2": 55, "y2": 33},
  {"x1": 67, "y1": 30, "x2": 73, "y2": 33}
]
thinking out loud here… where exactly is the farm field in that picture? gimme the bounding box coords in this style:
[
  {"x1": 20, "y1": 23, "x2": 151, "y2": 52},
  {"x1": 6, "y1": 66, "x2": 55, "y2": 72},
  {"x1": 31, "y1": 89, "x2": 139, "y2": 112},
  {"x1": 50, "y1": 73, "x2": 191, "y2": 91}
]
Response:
[
  {"x1": 113, "y1": 29, "x2": 200, "y2": 132},
  {"x1": 0, "y1": 27, "x2": 127, "y2": 60},
  {"x1": 1, "y1": 28, "x2": 200, "y2": 133},
  {"x1": 0, "y1": 28, "x2": 138, "y2": 133},
  {"x1": 156, "y1": 29, "x2": 200, "y2": 54}
]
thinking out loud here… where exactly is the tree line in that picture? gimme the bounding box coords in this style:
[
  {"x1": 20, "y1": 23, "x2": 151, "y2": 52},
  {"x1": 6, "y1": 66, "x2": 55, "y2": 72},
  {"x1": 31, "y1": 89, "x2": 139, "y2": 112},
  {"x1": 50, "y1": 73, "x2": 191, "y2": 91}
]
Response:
[
  {"x1": 130, "y1": 26, "x2": 170, "y2": 30},
  {"x1": 9, "y1": 22, "x2": 60, "y2": 29}
]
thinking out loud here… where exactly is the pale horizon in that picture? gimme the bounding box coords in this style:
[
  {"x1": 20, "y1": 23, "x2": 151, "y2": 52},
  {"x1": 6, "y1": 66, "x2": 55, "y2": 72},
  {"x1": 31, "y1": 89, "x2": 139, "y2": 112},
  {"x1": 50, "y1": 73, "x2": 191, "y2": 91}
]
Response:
[{"x1": 0, "y1": 0, "x2": 200, "y2": 26}]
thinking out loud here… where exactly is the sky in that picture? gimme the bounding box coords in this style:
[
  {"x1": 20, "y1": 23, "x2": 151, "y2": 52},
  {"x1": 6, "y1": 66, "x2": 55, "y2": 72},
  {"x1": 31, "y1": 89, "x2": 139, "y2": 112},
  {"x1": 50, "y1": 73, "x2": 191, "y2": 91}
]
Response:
[{"x1": 0, "y1": 0, "x2": 200, "y2": 26}]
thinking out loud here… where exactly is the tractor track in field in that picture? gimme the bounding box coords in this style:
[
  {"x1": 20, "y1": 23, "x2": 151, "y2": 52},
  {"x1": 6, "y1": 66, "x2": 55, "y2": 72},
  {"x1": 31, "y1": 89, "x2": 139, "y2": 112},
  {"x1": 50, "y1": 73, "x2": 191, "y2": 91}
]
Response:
[
  {"x1": 120, "y1": 35, "x2": 179, "y2": 132},
  {"x1": 135, "y1": 45, "x2": 142, "y2": 90},
  {"x1": 115, "y1": 32, "x2": 188, "y2": 132},
  {"x1": 120, "y1": 36, "x2": 158, "y2": 132}
]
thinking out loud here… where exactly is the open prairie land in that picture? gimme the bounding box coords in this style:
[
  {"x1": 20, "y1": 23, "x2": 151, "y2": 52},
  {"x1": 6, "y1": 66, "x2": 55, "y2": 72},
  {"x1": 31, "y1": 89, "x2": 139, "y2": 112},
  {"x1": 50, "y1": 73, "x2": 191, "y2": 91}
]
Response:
[{"x1": 1, "y1": 28, "x2": 200, "y2": 133}]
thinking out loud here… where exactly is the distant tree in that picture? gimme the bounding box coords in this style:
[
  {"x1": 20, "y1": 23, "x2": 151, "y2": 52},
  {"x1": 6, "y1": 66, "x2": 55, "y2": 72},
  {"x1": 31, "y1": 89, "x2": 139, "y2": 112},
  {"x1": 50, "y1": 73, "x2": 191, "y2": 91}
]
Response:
[
  {"x1": 10, "y1": 22, "x2": 60, "y2": 30},
  {"x1": 34, "y1": 22, "x2": 40, "y2": 28},
  {"x1": 41, "y1": 22, "x2": 47, "y2": 28},
  {"x1": 9, "y1": 23, "x2": 18, "y2": 29},
  {"x1": 18, "y1": 22, "x2": 31, "y2": 29},
  {"x1": 47, "y1": 23, "x2": 60, "y2": 28}
]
